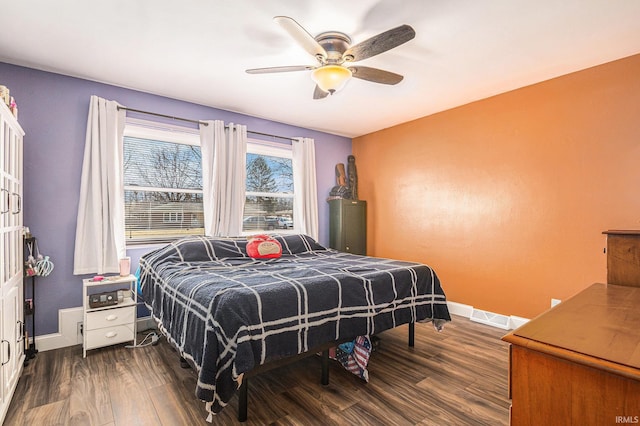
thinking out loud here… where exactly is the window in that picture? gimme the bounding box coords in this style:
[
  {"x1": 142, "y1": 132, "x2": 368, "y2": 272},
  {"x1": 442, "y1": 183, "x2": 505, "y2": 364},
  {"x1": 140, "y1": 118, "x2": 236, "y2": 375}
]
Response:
[
  {"x1": 123, "y1": 123, "x2": 296, "y2": 241},
  {"x1": 243, "y1": 140, "x2": 294, "y2": 233},
  {"x1": 123, "y1": 119, "x2": 203, "y2": 243}
]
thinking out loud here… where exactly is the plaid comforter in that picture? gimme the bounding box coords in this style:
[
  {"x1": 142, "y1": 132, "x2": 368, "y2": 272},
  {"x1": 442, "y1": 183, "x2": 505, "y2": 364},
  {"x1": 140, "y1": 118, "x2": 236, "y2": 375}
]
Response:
[{"x1": 138, "y1": 234, "x2": 450, "y2": 415}]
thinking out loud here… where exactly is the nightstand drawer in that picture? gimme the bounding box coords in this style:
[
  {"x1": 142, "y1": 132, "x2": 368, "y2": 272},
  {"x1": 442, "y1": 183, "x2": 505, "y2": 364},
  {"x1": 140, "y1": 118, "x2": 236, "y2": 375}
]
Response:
[
  {"x1": 85, "y1": 324, "x2": 134, "y2": 348},
  {"x1": 86, "y1": 306, "x2": 135, "y2": 330}
]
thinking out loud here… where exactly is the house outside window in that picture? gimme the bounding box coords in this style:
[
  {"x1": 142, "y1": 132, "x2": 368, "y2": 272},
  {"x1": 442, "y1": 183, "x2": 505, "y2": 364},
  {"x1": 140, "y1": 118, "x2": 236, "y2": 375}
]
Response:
[
  {"x1": 123, "y1": 119, "x2": 203, "y2": 243},
  {"x1": 243, "y1": 140, "x2": 295, "y2": 233},
  {"x1": 162, "y1": 212, "x2": 184, "y2": 223}
]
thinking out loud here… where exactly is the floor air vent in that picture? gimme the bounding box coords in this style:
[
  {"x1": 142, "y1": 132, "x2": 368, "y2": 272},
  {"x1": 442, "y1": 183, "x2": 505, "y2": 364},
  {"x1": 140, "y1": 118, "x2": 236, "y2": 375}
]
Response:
[{"x1": 470, "y1": 308, "x2": 510, "y2": 330}]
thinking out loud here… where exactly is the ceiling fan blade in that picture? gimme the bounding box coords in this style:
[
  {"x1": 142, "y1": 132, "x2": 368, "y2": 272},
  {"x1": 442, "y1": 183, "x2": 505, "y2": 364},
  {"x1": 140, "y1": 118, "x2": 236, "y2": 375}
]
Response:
[
  {"x1": 246, "y1": 65, "x2": 314, "y2": 74},
  {"x1": 274, "y1": 16, "x2": 327, "y2": 60},
  {"x1": 349, "y1": 66, "x2": 404, "y2": 85},
  {"x1": 343, "y1": 24, "x2": 415, "y2": 62},
  {"x1": 313, "y1": 85, "x2": 329, "y2": 99}
]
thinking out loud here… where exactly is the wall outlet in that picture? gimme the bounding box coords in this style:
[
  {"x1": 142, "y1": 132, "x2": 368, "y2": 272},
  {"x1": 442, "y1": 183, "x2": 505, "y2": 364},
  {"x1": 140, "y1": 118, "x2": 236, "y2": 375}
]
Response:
[
  {"x1": 77, "y1": 322, "x2": 83, "y2": 344},
  {"x1": 551, "y1": 298, "x2": 561, "y2": 307}
]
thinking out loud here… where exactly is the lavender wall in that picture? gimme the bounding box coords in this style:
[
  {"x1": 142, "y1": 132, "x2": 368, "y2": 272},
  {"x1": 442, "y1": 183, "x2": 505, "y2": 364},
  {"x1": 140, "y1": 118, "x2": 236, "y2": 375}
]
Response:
[{"x1": 0, "y1": 62, "x2": 351, "y2": 336}]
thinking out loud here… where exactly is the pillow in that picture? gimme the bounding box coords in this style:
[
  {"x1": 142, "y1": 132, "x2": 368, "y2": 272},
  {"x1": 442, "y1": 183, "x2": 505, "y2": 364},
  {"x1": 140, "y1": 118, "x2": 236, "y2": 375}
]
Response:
[
  {"x1": 246, "y1": 234, "x2": 282, "y2": 259},
  {"x1": 169, "y1": 236, "x2": 248, "y2": 262},
  {"x1": 272, "y1": 234, "x2": 327, "y2": 255}
]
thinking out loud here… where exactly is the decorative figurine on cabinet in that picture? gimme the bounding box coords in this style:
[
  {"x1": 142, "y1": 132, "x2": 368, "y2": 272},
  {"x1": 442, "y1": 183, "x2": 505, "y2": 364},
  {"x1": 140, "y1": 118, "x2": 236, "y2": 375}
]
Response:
[
  {"x1": 347, "y1": 155, "x2": 358, "y2": 200},
  {"x1": 328, "y1": 162, "x2": 351, "y2": 199},
  {"x1": 328, "y1": 155, "x2": 359, "y2": 201}
]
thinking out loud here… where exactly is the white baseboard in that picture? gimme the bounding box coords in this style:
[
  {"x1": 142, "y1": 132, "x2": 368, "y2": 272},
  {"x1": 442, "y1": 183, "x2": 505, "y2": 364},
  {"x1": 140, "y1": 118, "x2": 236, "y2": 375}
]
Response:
[
  {"x1": 448, "y1": 300, "x2": 529, "y2": 330},
  {"x1": 34, "y1": 307, "x2": 156, "y2": 352},
  {"x1": 34, "y1": 307, "x2": 83, "y2": 351},
  {"x1": 508, "y1": 315, "x2": 530, "y2": 329},
  {"x1": 447, "y1": 301, "x2": 474, "y2": 318}
]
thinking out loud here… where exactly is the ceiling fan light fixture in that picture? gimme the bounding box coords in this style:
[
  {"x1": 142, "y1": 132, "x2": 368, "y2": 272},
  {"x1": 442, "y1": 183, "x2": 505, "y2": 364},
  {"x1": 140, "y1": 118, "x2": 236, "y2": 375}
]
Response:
[{"x1": 311, "y1": 65, "x2": 352, "y2": 94}]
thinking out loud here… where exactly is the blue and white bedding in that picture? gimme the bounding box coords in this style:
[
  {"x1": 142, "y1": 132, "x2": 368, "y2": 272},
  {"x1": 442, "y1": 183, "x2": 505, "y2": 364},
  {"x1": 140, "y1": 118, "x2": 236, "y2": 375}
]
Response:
[{"x1": 138, "y1": 234, "x2": 450, "y2": 416}]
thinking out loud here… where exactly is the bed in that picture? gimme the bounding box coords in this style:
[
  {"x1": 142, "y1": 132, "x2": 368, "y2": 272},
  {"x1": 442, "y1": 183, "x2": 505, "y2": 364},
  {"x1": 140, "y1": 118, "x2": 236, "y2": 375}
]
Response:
[{"x1": 138, "y1": 234, "x2": 451, "y2": 420}]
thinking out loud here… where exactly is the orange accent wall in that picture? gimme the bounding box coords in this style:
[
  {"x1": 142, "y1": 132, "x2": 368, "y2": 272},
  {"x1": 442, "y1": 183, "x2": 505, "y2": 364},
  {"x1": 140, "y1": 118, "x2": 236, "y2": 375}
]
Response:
[{"x1": 353, "y1": 54, "x2": 640, "y2": 319}]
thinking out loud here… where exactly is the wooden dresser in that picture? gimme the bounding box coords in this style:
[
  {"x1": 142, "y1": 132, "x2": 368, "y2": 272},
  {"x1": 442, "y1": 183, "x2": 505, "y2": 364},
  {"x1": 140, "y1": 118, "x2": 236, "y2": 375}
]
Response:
[
  {"x1": 603, "y1": 230, "x2": 640, "y2": 287},
  {"x1": 503, "y1": 283, "x2": 640, "y2": 425}
]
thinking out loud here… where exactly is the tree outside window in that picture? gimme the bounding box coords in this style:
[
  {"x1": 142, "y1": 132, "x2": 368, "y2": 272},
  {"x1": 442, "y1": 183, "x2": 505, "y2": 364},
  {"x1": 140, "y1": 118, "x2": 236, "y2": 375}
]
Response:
[{"x1": 244, "y1": 145, "x2": 294, "y2": 232}]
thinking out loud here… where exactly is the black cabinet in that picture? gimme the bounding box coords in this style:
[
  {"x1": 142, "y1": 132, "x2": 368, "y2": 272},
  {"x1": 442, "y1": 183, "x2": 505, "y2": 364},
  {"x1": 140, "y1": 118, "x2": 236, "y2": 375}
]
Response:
[{"x1": 329, "y1": 199, "x2": 367, "y2": 255}]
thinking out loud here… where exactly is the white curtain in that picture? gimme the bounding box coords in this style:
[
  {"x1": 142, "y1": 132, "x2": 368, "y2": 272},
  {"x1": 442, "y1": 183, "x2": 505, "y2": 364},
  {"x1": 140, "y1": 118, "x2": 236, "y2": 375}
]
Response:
[
  {"x1": 292, "y1": 137, "x2": 319, "y2": 241},
  {"x1": 200, "y1": 120, "x2": 247, "y2": 236},
  {"x1": 73, "y1": 96, "x2": 126, "y2": 275}
]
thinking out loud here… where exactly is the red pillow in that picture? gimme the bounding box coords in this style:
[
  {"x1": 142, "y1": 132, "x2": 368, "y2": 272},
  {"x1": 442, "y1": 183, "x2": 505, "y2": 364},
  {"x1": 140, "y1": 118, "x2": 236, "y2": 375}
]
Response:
[{"x1": 247, "y1": 235, "x2": 282, "y2": 259}]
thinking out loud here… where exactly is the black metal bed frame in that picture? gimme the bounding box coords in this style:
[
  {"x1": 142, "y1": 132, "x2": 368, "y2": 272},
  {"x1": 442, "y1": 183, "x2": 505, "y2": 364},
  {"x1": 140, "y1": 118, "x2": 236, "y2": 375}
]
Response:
[{"x1": 235, "y1": 321, "x2": 415, "y2": 422}]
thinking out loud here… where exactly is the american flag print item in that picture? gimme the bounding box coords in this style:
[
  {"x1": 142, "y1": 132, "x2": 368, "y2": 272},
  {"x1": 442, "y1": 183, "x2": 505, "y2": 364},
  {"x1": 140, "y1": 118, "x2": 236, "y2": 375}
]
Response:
[
  {"x1": 138, "y1": 234, "x2": 450, "y2": 416},
  {"x1": 333, "y1": 335, "x2": 373, "y2": 381}
]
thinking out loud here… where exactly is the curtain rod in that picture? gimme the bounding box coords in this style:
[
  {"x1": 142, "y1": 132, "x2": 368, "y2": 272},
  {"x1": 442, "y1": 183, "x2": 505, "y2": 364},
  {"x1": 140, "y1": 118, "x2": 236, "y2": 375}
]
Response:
[
  {"x1": 118, "y1": 106, "x2": 206, "y2": 126},
  {"x1": 117, "y1": 106, "x2": 296, "y2": 142}
]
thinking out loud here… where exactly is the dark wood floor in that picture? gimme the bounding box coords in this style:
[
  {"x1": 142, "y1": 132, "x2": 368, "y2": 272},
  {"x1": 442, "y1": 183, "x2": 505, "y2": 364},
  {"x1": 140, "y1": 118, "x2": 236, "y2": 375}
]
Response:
[{"x1": 5, "y1": 316, "x2": 510, "y2": 425}]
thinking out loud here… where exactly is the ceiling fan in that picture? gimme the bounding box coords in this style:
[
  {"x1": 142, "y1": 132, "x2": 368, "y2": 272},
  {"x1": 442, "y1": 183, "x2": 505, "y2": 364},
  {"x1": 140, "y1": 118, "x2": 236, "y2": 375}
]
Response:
[{"x1": 246, "y1": 16, "x2": 416, "y2": 99}]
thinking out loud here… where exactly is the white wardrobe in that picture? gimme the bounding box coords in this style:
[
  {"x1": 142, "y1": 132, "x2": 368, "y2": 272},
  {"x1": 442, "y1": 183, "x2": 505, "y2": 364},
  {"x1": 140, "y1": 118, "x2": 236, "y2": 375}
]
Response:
[{"x1": 0, "y1": 100, "x2": 25, "y2": 422}]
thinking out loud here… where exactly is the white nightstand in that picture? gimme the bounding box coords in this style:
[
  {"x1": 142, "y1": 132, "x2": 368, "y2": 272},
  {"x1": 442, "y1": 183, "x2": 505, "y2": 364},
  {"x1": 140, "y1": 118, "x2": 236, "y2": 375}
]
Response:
[{"x1": 82, "y1": 275, "x2": 137, "y2": 358}]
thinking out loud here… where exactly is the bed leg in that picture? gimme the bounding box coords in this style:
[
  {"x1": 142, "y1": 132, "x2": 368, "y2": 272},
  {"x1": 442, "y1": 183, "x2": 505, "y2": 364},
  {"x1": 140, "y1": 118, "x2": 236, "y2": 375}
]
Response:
[
  {"x1": 238, "y1": 378, "x2": 248, "y2": 422},
  {"x1": 321, "y1": 349, "x2": 330, "y2": 385},
  {"x1": 409, "y1": 322, "x2": 415, "y2": 347}
]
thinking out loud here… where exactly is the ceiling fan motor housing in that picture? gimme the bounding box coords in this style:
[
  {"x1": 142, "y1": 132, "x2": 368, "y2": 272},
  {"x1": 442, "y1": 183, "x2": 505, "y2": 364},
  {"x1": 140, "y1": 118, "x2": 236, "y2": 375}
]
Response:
[{"x1": 315, "y1": 32, "x2": 352, "y2": 64}]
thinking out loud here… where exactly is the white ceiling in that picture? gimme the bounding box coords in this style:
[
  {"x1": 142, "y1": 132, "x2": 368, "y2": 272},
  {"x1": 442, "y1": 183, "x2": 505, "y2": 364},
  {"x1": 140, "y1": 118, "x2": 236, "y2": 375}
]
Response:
[{"x1": 2, "y1": 1, "x2": 640, "y2": 138}]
